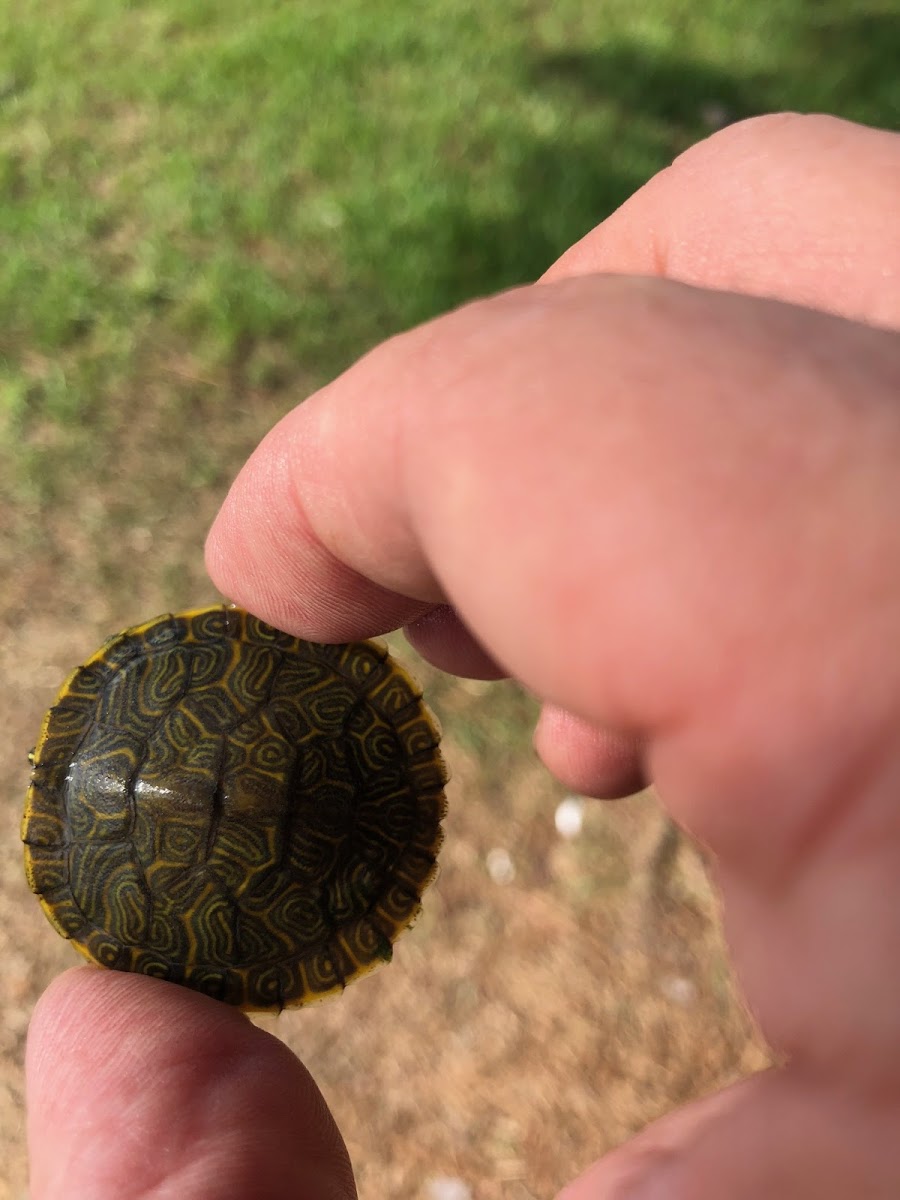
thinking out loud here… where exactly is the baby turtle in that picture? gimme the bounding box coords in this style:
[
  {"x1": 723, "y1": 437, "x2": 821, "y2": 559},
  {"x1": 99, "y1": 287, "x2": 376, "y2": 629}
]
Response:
[{"x1": 22, "y1": 606, "x2": 446, "y2": 1010}]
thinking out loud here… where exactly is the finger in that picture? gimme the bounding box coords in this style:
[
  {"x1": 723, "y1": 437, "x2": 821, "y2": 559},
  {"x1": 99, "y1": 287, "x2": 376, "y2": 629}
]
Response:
[
  {"x1": 404, "y1": 604, "x2": 508, "y2": 679},
  {"x1": 27, "y1": 968, "x2": 356, "y2": 1200},
  {"x1": 208, "y1": 274, "x2": 900, "y2": 741},
  {"x1": 543, "y1": 113, "x2": 900, "y2": 329},
  {"x1": 557, "y1": 1068, "x2": 900, "y2": 1200},
  {"x1": 206, "y1": 274, "x2": 900, "y2": 1083},
  {"x1": 204, "y1": 428, "x2": 436, "y2": 640},
  {"x1": 533, "y1": 705, "x2": 646, "y2": 798}
]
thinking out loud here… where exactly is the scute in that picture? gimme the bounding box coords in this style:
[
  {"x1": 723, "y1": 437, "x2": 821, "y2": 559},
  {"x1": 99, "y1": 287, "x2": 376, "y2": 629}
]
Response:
[{"x1": 22, "y1": 606, "x2": 446, "y2": 1010}]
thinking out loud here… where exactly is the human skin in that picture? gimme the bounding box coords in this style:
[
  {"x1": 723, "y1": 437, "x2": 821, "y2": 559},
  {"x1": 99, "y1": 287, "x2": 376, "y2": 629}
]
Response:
[{"x1": 27, "y1": 114, "x2": 900, "y2": 1198}]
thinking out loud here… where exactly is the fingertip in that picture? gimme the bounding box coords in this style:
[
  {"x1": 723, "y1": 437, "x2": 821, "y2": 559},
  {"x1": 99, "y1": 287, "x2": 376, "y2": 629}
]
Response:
[
  {"x1": 207, "y1": 486, "x2": 429, "y2": 645},
  {"x1": 27, "y1": 969, "x2": 356, "y2": 1200},
  {"x1": 205, "y1": 393, "x2": 436, "y2": 642},
  {"x1": 27, "y1": 965, "x2": 254, "y2": 1082},
  {"x1": 534, "y1": 705, "x2": 647, "y2": 799}
]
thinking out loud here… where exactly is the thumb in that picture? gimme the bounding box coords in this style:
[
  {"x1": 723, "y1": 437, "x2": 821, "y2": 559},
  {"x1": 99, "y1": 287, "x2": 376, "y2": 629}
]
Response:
[
  {"x1": 27, "y1": 968, "x2": 357, "y2": 1200},
  {"x1": 559, "y1": 1068, "x2": 900, "y2": 1199}
]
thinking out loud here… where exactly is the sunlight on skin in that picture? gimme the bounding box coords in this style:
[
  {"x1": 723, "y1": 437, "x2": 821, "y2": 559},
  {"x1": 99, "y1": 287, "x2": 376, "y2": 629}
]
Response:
[
  {"x1": 28, "y1": 115, "x2": 900, "y2": 1199},
  {"x1": 544, "y1": 114, "x2": 900, "y2": 330}
]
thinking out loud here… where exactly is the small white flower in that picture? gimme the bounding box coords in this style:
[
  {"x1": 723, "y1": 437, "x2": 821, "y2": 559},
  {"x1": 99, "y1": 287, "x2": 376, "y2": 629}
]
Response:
[
  {"x1": 485, "y1": 847, "x2": 515, "y2": 885},
  {"x1": 660, "y1": 976, "x2": 696, "y2": 1007},
  {"x1": 554, "y1": 796, "x2": 584, "y2": 839},
  {"x1": 426, "y1": 1176, "x2": 472, "y2": 1200}
]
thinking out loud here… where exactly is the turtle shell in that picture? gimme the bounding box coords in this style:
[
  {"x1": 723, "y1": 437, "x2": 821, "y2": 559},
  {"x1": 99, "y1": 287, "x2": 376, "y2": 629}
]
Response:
[{"x1": 22, "y1": 606, "x2": 446, "y2": 1011}]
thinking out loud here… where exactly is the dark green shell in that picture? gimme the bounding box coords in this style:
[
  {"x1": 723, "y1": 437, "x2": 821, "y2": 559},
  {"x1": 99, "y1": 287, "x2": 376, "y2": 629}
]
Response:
[{"x1": 22, "y1": 606, "x2": 446, "y2": 1011}]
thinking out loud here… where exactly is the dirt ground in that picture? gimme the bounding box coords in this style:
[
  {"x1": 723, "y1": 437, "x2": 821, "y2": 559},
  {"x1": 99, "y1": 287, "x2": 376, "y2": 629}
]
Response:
[{"x1": 0, "y1": 386, "x2": 767, "y2": 1198}]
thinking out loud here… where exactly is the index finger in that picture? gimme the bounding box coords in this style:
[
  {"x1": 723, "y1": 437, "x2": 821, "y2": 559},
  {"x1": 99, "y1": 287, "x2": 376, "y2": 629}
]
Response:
[{"x1": 206, "y1": 273, "x2": 900, "y2": 731}]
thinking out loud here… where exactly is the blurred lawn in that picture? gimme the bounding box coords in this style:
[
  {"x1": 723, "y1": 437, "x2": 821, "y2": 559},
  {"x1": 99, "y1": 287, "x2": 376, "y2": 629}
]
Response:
[{"x1": 1, "y1": 0, "x2": 898, "y2": 516}]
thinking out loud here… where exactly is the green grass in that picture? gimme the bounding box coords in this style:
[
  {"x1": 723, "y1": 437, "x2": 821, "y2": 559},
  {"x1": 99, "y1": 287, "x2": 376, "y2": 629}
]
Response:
[{"x1": 1, "y1": 0, "x2": 897, "y2": 507}]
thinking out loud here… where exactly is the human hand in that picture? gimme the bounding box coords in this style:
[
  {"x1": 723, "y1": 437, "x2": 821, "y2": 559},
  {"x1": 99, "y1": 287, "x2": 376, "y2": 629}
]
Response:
[{"x1": 28, "y1": 113, "x2": 900, "y2": 1198}]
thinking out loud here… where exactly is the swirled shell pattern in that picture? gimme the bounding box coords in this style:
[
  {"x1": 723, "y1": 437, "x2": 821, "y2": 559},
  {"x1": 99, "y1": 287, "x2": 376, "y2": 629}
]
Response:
[{"x1": 22, "y1": 607, "x2": 446, "y2": 1010}]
